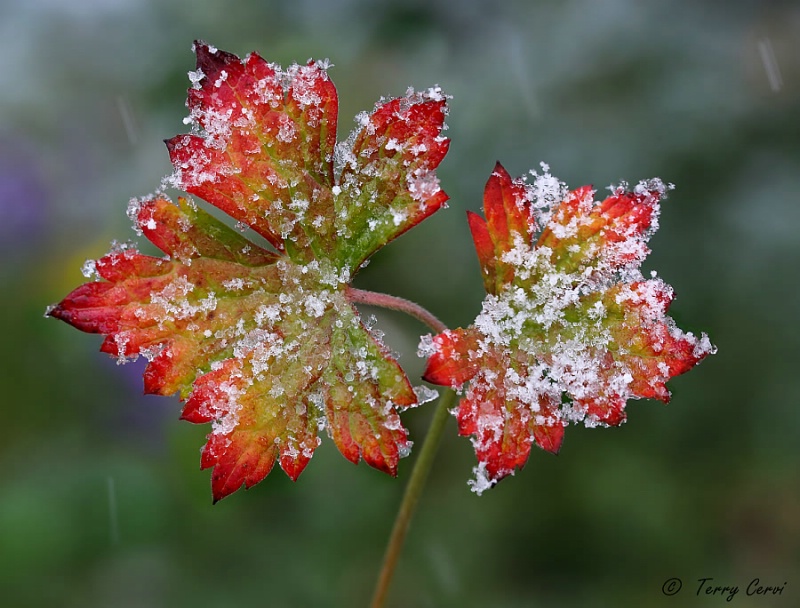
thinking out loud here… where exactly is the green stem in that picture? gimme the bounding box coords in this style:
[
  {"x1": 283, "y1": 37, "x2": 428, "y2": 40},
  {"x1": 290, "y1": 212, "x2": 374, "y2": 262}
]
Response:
[
  {"x1": 370, "y1": 388, "x2": 456, "y2": 608},
  {"x1": 345, "y1": 287, "x2": 454, "y2": 608}
]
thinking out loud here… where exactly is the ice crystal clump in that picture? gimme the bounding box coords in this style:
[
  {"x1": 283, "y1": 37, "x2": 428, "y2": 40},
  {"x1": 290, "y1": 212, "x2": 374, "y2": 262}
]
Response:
[
  {"x1": 80, "y1": 259, "x2": 98, "y2": 280},
  {"x1": 413, "y1": 384, "x2": 440, "y2": 406}
]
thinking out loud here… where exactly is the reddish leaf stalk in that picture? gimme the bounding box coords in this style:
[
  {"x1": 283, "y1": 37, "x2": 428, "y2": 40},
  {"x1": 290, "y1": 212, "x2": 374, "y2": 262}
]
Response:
[{"x1": 346, "y1": 287, "x2": 448, "y2": 335}]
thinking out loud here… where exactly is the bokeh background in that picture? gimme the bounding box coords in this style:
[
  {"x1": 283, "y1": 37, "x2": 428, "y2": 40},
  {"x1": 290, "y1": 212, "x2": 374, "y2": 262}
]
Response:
[{"x1": 2, "y1": 0, "x2": 799, "y2": 606}]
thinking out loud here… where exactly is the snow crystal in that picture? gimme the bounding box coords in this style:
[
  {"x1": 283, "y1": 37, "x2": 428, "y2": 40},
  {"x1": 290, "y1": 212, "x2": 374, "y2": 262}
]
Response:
[
  {"x1": 634, "y1": 177, "x2": 672, "y2": 198},
  {"x1": 417, "y1": 334, "x2": 438, "y2": 358},
  {"x1": 285, "y1": 63, "x2": 325, "y2": 107},
  {"x1": 282, "y1": 439, "x2": 300, "y2": 459},
  {"x1": 159, "y1": 171, "x2": 183, "y2": 194},
  {"x1": 126, "y1": 196, "x2": 155, "y2": 235},
  {"x1": 334, "y1": 111, "x2": 372, "y2": 178},
  {"x1": 109, "y1": 239, "x2": 136, "y2": 255},
  {"x1": 354, "y1": 111, "x2": 370, "y2": 129},
  {"x1": 407, "y1": 169, "x2": 441, "y2": 202},
  {"x1": 390, "y1": 208, "x2": 407, "y2": 226},
  {"x1": 113, "y1": 332, "x2": 132, "y2": 365},
  {"x1": 213, "y1": 70, "x2": 228, "y2": 88},
  {"x1": 334, "y1": 139, "x2": 358, "y2": 178},
  {"x1": 269, "y1": 383, "x2": 285, "y2": 398},
  {"x1": 148, "y1": 276, "x2": 218, "y2": 323},
  {"x1": 692, "y1": 332, "x2": 717, "y2": 358},
  {"x1": 188, "y1": 68, "x2": 205, "y2": 89},
  {"x1": 398, "y1": 441, "x2": 413, "y2": 459},
  {"x1": 198, "y1": 106, "x2": 235, "y2": 150},
  {"x1": 413, "y1": 385, "x2": 439, "y2": 405},
  {"x1": 289, "y1": 193, "x2": 309, "y2": 214},
  {"x1": 587, "y1": 300, "x2": 605, "y2": 320},
  {"x1": 222, "y1": 278, "x2": 245, "y2": 291},
  {"x1": 211, "y1": 381, "x2": 244, "y2": 437},
  {"x1": 526, "y1": 162, "x2": 568, "y2": 227},
  {"x1": 385, "y1": 138, "x2": 402, "y2": 152},
  {"x1": 276, "y1": 115, "x2": 297, "y2": 143},
  {"x1": 81, "y1": 259, "x2": 98, "y2": 280},
  {"x1": 468, "y1": 462, "x2": 498, "y2": 496},
  {"x1": 318, "y1": 263, "x2": 350, "y2": 287},
  {"x1": 424, "y1": 85, "x2": 448, "y2": 102},
  {"x1": 139, "y1": 344, "x2": 166, "y2": 362},
  {"x1": 382, "y1": 414, "x2": 405, "y2": 436},
  {"x1": 304, "y1": 294, "x2": 327, "y2": 318}
]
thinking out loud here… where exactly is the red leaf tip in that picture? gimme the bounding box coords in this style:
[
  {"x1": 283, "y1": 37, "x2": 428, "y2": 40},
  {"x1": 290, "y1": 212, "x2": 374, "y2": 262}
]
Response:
[
  {"x1": 491, "y1": 160, "x2": 510, "y2": 179},
  {"x1": 192, "y1": 40, "x2": 240, "y2": 78}
]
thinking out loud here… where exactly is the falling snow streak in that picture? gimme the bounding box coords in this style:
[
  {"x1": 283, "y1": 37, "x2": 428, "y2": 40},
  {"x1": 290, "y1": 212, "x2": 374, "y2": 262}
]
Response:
[
  {"x1": 757, "y1": 38, "x2": 782, "y2": 93},
  {"x1": 107, "y1": 476, "x2": 119, "y2": 545}
]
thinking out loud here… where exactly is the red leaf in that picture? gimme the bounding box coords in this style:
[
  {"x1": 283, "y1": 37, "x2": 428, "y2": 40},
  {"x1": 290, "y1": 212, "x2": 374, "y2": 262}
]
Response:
[
  {"x1": 49, "y1": 43, "x2": 450, "y2": 501},
  {"x1": 422, "y1": 165, "x2": 714, "y2": 493}
]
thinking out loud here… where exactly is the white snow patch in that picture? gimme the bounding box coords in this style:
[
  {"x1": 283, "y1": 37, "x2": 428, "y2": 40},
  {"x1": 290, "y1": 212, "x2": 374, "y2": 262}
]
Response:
[
  {"x1": 468, "y1": 462, "x2": 497, "y2": 496},
  {"x1": 413, "y1": 384, "x2": 440, "y2": 405},
  {"x1": 81, "y1": 259, "x2": 98, "y2": 280}
]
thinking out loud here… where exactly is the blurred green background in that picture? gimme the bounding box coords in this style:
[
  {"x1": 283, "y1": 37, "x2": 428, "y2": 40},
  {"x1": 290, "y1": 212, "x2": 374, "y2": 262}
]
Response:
[{"x1": 3, "y1": 0, "x2": 798, "y2": 606}]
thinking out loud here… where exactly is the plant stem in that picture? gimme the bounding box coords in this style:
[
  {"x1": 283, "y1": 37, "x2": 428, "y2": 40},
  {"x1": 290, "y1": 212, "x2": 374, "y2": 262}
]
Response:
[
  {"x1": 370, "y1": 388, "x2": 456, "y2": 608},
  {"x1": 346, "y1": 287, "x2": 448, "y2": 335},
  {"x1": 345, "y1": 287, "x2": 455, "y2": 608}
]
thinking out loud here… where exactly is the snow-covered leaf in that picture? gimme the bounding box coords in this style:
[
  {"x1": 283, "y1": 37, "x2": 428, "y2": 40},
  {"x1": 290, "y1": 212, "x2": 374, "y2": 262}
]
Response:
[
  {"x1": 48, "y1": 42, "x2": 450, "y2": 501},
  {"x1": 423, "y1": 162, "x2": 715, "y2": 494}
]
